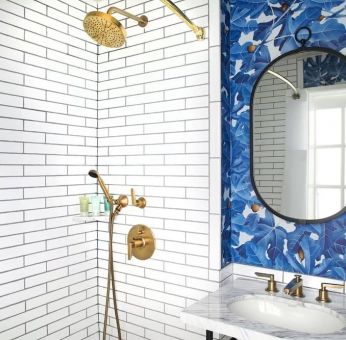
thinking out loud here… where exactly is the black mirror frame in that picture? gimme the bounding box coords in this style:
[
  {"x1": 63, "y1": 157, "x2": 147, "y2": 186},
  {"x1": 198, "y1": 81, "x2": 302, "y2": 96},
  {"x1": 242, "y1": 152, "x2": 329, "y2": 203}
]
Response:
[{"x1": 250, "y1": 46, "x2": 346, "y2": 224}]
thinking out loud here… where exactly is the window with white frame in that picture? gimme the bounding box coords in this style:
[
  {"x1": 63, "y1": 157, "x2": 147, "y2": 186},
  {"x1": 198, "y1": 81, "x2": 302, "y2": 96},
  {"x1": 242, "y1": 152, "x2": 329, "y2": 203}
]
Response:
[{"x1": 308, "y1": 86, "x2": 346, "y2": 219}]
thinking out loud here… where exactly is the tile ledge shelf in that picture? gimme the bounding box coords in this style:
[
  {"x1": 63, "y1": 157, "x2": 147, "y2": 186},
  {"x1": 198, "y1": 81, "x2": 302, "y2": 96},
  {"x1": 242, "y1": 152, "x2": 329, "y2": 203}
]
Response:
[{"x1": 73, "y1": 215, "x2": 110, "y2": 223}]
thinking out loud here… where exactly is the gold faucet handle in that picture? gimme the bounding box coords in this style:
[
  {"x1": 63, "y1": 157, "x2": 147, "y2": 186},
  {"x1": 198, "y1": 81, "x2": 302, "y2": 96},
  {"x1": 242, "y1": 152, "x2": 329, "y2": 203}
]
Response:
[
  {"x1": 127, "y1": 225, "x2": 155, "y2": 261},
  {"x1": 321, "y1": 283, "x2": 344, "y2": 290},
  {"x1": 316, "y1": 283, "x2": 344, "y2": 303},
  {"x1": 255, "y1": 272, "x2": 278, "y2": 293},
  {"x1": 131, "y1": 188, "x2": 146, "y2": 209},
  {"x1": 128, "y1": 238, "x2": 146, "y2": 260}
]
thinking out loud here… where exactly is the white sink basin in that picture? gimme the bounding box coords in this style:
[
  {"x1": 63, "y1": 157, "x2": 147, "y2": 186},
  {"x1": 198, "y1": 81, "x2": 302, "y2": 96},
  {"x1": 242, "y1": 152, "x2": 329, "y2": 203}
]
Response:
[{"x1": 228, "y1": 294, "x2": 345, "y2": 334}]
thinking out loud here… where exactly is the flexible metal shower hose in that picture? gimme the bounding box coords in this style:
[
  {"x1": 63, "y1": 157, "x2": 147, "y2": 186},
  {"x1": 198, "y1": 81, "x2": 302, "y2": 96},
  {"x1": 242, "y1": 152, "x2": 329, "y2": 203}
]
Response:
[{"x1": 103, "y1": 203, "x2": 122, "y2": 340}]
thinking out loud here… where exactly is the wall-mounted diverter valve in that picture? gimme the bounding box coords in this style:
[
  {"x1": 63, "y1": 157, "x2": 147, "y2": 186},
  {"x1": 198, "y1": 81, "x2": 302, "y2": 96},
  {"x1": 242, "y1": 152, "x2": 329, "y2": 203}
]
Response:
[
  {"x1": 131, "y1": 188, "x2": 146, "y2": 209},
  {"x1": 83, "y1": 7, "x2": 148, "y2": 48},
  {"x1": 128, "y1": 225, "x2": 155, "y2": 260}
]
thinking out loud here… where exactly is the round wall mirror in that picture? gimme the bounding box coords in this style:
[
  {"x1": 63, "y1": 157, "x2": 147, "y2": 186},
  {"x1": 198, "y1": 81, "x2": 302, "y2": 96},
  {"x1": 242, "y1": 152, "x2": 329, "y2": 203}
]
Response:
[{"x1": 251, "y1": 47, "x2": 346, "y2": 222}]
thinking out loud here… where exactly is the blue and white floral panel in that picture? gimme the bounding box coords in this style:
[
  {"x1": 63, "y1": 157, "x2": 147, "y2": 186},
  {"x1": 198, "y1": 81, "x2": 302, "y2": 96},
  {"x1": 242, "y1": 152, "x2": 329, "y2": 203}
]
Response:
[
  {"x1": 221, "y1": 0, "x2": 346, "y2": 280},
  {"x1": 304, "y1": 53, "x2": 346, "y2": 87}
]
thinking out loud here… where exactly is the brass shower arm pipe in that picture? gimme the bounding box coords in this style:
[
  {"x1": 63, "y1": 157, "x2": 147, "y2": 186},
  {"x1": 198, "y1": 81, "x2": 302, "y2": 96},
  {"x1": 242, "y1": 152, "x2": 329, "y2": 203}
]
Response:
[
  {"x1": 107, "y1": 7, "x2": 148, "y2": 27},
  {"x1": 160, "y1": 0, "x2": 205, "y2": 40},
  {"x1": 267, "y1": 69, "x2": 300, "y2": 99}
]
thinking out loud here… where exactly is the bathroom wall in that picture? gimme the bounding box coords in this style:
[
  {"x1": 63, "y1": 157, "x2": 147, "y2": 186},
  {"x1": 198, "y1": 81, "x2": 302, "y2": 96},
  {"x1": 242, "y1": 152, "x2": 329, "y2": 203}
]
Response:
[
  {"x1": 221, "y1": 0, "x2": 346, "y2": 280},
  {"x1": 253, "y1": 56, "x2": 298, "y2": 212},
  {"x1": 0, "y1": 1, "x2": 100, "y2": 339},
  {"x1": 96, "y1": 0, "x2": 221, "y2": 339}
]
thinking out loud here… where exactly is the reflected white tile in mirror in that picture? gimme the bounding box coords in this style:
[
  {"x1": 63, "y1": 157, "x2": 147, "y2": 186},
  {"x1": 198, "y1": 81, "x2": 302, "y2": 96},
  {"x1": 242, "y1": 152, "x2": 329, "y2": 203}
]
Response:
[{"x1": 252, "y1": 49, "x2": 346, "y2": 221}]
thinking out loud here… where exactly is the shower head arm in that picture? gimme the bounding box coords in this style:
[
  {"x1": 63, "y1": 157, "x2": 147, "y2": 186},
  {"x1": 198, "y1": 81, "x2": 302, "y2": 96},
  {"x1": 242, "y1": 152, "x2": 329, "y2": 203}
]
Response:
[
  {"x1": 107, "y1": 7, "x2": 148, "y2": 27},
  {"x1": 267, "y1": 69, "x2": 300, "y2": 99},
  {"x1": 159, "y1": 0, "x2": 205, "y2": 40}
]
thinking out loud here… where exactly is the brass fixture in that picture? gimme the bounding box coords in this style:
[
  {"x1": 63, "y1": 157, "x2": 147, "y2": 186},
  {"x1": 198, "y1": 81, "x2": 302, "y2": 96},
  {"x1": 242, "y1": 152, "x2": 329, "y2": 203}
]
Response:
[
  {"x1": 88, "y1": 170, "x2": 128, "y2": 340},
  {"x1": 255, "y1": 272, "x2": 278, "y2": 293},
  {"x1": 88, "y1": 170, "x2": 128, "y2": 207},
  {"x1": 160, "y1": 0, "x2": 205, "y2": 40},
  {"x1": 128, "y1": 224, "x2": 155, "y2": 260},
  {"x1": 267, "y1": 69, "x2": 300, "y2": 99},
  {"x1": 131, "y1": 188, "x2": 146, "y2": 209},
  {"x1": 284, "y1": 274, "x2": 304, "y2": 297},
  {"x1": 83, "y1": 7, "x2": 148, "y2": 48},
  {"x1": 316, "y1": 282, "x2": 344, "y2": 303}
]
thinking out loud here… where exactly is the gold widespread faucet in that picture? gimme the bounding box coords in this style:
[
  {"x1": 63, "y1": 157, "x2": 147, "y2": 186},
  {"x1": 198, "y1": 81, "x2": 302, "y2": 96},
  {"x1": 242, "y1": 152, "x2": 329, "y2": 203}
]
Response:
[
  {"x1": 316, "y1": 282, "x2": 344, "y2": 303},
  {"x1": 256, "y1": 271, "x2": 344, "y2": 304},
  {"x1": 284, "y1": 274, "x2": 304, "y2": 298},
  {"x1": 255, "y1": 272, "x2": 278, "y2": 293}
]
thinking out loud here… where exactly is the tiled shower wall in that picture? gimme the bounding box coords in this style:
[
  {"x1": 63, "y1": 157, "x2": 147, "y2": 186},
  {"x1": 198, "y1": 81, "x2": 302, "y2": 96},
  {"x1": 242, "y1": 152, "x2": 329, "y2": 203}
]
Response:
[
  {"x1": 0, "y1": 0, "x2": 100, "y2": 339},
  {"x1": 253, "y1": 57, "x2": 299, "y2": 211},
  {"x1": 97, "y1": 0, "x2": 221, "y2": 339}
]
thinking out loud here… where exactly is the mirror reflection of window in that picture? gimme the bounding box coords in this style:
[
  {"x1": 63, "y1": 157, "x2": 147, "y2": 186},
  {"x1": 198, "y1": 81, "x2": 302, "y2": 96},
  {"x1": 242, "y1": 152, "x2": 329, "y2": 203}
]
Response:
[{"x1": 308, "y1": 89, "x2": 346, "y2": 219}]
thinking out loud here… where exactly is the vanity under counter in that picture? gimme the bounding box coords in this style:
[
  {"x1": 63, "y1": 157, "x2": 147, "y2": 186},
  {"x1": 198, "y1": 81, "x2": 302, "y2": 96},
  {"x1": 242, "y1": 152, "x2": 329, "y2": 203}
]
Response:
[{"x1": 180, "y1": 277, "x2": 346, "y2": 340}]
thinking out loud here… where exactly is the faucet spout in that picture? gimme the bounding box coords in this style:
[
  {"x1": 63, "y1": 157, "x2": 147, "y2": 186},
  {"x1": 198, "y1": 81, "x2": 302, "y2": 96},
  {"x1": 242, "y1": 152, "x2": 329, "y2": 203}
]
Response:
[{"x1": 284, "y1": 275, "x2": 304, "y2": 297}]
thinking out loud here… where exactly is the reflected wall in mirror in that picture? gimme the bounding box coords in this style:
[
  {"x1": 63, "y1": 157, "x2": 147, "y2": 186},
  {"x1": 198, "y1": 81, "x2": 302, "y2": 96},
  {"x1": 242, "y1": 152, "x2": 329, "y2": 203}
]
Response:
[{"x1": 252, "y1": 48, "x2": 346, "y2": 221}]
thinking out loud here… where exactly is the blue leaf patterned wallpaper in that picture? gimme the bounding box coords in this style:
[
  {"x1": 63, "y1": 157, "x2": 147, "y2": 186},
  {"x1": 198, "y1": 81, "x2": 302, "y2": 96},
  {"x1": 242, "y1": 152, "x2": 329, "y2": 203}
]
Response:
[
  {"x1": 221, "y1": 0, "x2": 346, "y2": 279},
  {"x1": 304, "y1": 53, "x2": 346, "y2": 87}
]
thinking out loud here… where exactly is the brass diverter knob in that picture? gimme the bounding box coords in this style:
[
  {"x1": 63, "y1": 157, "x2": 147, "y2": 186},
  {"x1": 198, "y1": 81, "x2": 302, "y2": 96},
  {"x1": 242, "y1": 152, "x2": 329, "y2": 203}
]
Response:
[
  {"x1": 128, "y1": 224, "x2": 155, "y2": 260},
  {"x1": 255, "y1": 272, "x2": 279, "y2": 293},
  {"x1": 316, "y1": 282, "x2": 344, "y2": 303},
  {"x1": 131, "y1": 188, "x2": 146, "y2": 209}
]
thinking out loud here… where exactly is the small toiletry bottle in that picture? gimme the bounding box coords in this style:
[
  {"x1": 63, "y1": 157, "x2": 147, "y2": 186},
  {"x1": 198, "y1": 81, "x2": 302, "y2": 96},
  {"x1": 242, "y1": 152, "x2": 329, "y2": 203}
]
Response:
[
  {"x1": 79, "y1": 195, "x2": 89, "y2": 217},
  {"x1": 99, "y1": 196, "x2": 105, "y2": 214},
  {"x1": 104, "y1": 196, "x2": 110, "y2": 215},
  {"x1": 91, "y1": 195, "x2": 100, "y2": 216}
]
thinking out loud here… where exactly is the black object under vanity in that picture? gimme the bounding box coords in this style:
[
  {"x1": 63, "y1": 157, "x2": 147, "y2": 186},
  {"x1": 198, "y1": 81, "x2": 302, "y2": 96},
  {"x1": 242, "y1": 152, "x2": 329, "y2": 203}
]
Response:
[{"x1": 206, "y1": 330, "x2": 237, "y2": 340}]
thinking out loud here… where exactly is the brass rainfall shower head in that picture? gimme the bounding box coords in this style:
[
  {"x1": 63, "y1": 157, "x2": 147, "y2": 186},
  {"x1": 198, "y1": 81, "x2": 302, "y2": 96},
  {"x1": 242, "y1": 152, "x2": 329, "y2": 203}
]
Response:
[{"x1": 83, "y1": 7, "x2": 148, "y2": 48}]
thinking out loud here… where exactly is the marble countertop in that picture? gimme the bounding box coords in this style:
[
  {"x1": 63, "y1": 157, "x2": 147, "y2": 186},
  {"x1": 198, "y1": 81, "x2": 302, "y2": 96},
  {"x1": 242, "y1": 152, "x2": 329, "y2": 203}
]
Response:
[{"x1": 181, "y1": 277, "x2": 346, "y2": 340}]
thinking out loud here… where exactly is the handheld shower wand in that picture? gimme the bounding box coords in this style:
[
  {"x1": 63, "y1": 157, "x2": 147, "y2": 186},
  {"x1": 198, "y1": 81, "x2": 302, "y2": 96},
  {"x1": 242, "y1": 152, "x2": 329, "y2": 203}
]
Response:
[
  {"x1": 88, "y1": 170, "x2": 112, "y2": 203},
  {"x1": 88, "y1": 170, "x2": 150, "y2": 339},
  {"x1": 88, "y1": 170, "x2": 127, "y2": 340},
  {"x1": 88, "y1": 170, "x2": 128, "y2": 208}
]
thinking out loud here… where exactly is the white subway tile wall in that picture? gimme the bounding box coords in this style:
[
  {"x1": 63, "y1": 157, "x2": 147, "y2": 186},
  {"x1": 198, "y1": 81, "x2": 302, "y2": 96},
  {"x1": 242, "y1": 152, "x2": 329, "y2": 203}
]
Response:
[
  {"x1": 253, "y1": 57, "x2": 298, "y2": 211},
  {"x1": 0, "y1": 0, "x2": 222, "y2": 339},
  {"x1": 97, "y1": 0, "x2": 221, "y2": 339},
  {"x1": 0, "y1": 0, "x2": 99, "y2": 339}
]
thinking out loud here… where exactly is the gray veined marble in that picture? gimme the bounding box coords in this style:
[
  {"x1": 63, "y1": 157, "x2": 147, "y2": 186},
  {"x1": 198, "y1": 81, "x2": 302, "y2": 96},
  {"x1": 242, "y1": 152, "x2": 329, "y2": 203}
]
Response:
[{"x1": 180, "y1": 278, "x2": 346, "y2": 340}]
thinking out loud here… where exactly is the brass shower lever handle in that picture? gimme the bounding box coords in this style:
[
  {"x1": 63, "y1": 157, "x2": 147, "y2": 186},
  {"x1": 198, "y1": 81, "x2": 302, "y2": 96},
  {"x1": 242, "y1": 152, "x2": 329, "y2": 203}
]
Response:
[
  {"x1": 127, "y1": 225, "x2": 155, "y2": 261},
  {"x1": 131, "y1": 188, "x2": 146, "y2": 209},
  {"x1": 128, "y1": 237, "x2": 148, "y2": 260}
]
